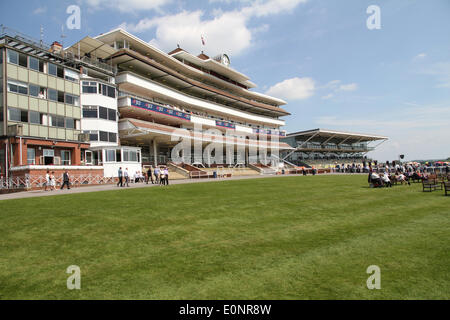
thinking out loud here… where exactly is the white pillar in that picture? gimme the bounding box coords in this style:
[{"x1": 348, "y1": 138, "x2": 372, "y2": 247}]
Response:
[{"x1": 153, "y1": 140, "x2": 158, "y2": 167}]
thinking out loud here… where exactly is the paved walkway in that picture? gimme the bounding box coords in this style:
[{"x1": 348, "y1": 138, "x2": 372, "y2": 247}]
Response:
[
  {"x1": 0, "y1": 174, "x2": 298, "y2": 201},
  {"x1": 0, "y1": 173, "x2": 365, "y2": 201}
]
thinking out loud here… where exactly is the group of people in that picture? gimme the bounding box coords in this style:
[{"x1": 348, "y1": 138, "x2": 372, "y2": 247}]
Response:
[
  {"x1": 43, "y1": 170, "x2": 71, "y2": 191},
  {"x1": 117, "y1": 166, "x2": 170, "y2": 187}
]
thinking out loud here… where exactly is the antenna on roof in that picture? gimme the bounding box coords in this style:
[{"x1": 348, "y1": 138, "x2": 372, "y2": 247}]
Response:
[
  {"x1": 60, "y1": 24, "x2": 66, "y2": 48},
  {"x1": 40, "y1": 25, "x2": 44, "y2": 47}
]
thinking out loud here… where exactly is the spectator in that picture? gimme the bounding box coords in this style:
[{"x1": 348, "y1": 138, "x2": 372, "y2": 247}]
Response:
[
  {"x1": 50, "y1": 171, "x2": 56, "y2": 191},
  {"x1": 124, "y1": 168, "x2": 130, "y2": 187},
  {"x1": 43, "y1": 170, "x2": 50, "y2": 191},
  {"x1": 154, "y1": 166, "x2": 160, "y2": 184},
  {"x1": 381, "y1": 172, "x2": 392, "y2": 187},
  {"x1": 117, "y1": 167, "x2": 123, "y2": 187},
  {"x1": 61, "y1": 171, "x2": 71, "y2": 190},
  {"x1": 164, "y1": 167, "x2": 169, "y2": 185}
]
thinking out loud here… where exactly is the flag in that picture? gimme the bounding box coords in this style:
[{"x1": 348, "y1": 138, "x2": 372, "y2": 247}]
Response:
[{"x1": 201, "y1": 36, "x2": 206, "y2": 46}]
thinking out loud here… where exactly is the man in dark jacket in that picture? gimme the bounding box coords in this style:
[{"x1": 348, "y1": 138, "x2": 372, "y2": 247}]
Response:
[
  {"x1": 117, "y1": 167, "x2": 123, "y2": 187},
  {"x1": 61, "y1": 171, "x2": 71, "y2": 190}
]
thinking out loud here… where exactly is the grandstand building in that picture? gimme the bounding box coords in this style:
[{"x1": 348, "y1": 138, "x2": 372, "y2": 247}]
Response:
[
  {"x1": 73, "y1": 29, "x2": 293, "y2": 173},
  {"x1": 281, "y1": 129, "x2": 388, "y2": 168},
  {"x1": 1, "y1": 26, "x2": 293, "y2": 188}
]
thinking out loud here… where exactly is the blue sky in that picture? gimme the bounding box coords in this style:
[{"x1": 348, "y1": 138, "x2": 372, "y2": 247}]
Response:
[{"x1": 1, "y1": 0, "x2": 449, "y2": 161}]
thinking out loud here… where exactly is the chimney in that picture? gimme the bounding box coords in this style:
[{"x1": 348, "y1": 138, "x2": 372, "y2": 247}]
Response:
[{"x1": 50, "y1": 41, "x2": 63, "y2": 54}]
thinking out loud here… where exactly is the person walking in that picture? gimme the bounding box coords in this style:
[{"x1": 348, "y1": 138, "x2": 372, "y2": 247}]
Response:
[
  {"x1": 124, "y1": 168, "x2": 130, "y2": 187},
  {"x1": 61, "y1": 170, "x2": 71, "y2": 190},
  {"x1": 117, "y1": 167, "x2": 123, "y2": 187},
  {"x1": 43, "y1": 170, "x2": 50, "y2": 191}
]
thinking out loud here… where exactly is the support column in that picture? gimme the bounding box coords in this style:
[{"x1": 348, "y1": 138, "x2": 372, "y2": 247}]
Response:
[
  {"x1": 72, "y1": 145, "x2": 81, "y2": 166},
  {"x1": 153, "y1": 140, "x2": 158, "y2": 167}
]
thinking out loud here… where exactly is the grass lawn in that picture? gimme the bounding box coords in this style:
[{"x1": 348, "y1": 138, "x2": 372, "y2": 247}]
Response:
[{"x1": 0, "y1": 175, "x2": 448, "y2": 300}]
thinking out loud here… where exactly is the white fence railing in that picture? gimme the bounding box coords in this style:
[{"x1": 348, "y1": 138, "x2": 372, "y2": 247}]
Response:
[{"x1": 0, "y1": 174, "x2": 117, "y2": 190}]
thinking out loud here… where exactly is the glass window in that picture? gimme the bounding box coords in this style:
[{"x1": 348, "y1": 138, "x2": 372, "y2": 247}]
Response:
[
  {"x1": 99, "y1": 131, "x2": 109, "y2": 142},
  {"x1": 108, "y1": 109, "x2": 116, "y2": 121},
  {"x1": 29, "y1": 84, "x2": 40, "y2": 97},
  {"x1": 29, "y1": 57, "x2": 39, "y2": 71},
  {"x1": 57, "y1": 66, "x2": 64, "y2": 78},
  {"x1": 8, "y1": 107, "x2": 22, "y2": 122},
  {"x1": 64, "y1": 69, "x2": 79, "y2": 82},
  {"x1": 57, "y1": 91, "x2": 64, "y2": 103},
  {"x1": 107, "y1": 86, "x2": 116, "y2": 98},
  {"x1": 105, "y1": 149, "x2": 116, "y2": 162},
  {"x1": 27, "y1": 148, "x2": 36, "y2": 165},
  {"x1": 82, "y1": 81, "x2": 97, "y2": 94},
  {"x1": 65, "y1": 118, "x2": 74, "y2": 129},
  {"x1": 7, "y1": 49, "x2": 18, "y2": 64},
  {"x1": 108, "y1": 132, "x2": 117, "y2": 143},
  {"x1": 29, "y1": 111, "x2": 41, "y2": 124},
  {"x1": 61, "y1": 150, "x2": 71, "y2": 165},
  {"x1": 29, "y1": 57, "x2": 44, "y2": 72},
  {"x1": 51, "y1": 115, "x2": 65, "y2": 128},
  {"x1": 90, "y1": 131, "x2": 98, "y2": 141},
  {"x1": 99, "y1": 107, "x2": 108, "y2": 120},
  {"x1": 8, "y1": 80, "x2": 28, "y2": 95},
  {"x1": 84, "y1": 130, "x2": 98, "y2": 141},
  {"x1": 48, "y1": 88, "x2": 57, "y2": 101},
  {"x1": 48, "y1": 63, "x2": 57, "y2": 76},
  {"x1": 82, "y1": 106, "x2": 98, "y2": 118},
  {"x1": 18, "y1": 53, "x2": 28, "y2": 68},
  {"x1": 65, "y1": 94, "x2": 79, "y2": 106}
]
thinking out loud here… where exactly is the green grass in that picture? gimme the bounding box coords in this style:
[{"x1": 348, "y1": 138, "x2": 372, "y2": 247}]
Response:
[{"x1": 0, "y1": 175, "x2": 448, "y2": 300}]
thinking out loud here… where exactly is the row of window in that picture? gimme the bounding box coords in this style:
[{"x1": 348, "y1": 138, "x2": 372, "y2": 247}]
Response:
[
  {"x1": 82, "y1": 81, "x2": 116, "y2": 98},
  {"x1": 7, "y1": 49, "x2": 79, "y2": 82},
  {"x1": 8, "y1": 107, "x2": 80, "y2": 129},
  {"x1": 104, "y1": 149, "x2": 140, "y2": 163},
  {"x1": 27, "y1": 148, "x2": 72, "y2": 165},
  {"x1": 7, "y1": 79, "x2": 80, "y2": 106},
  {"x1": 82, "y1": 106, "x2": 117, "y2": 121},
  {"x1": 83, "y1": 130, "x2": 117, "y2": 143}
]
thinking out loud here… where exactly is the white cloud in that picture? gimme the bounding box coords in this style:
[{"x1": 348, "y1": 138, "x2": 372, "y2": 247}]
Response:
[
  {"x1": 338, "y1": 83, "x2": 358, "y2": 92},
  {"x1": 417, "y1": 61, "x2": 450, "y2": 88},
  {"x1": 321, "y1": 93, "x2": 334, "y2": 100},
  {"x1": 119, "y1": 0, "x2": 307, "y2": 56},
  {"x1": 266, "y1": 77, "x2": 315, "y2": 101},
  {"x1": 33, "y1": 7, "x2": 47, "y2": 15},
  {"x1": 414, "y1": 53, "x2": 427, "y2": 60},
  {"x1": 314, "y1": 104, "x2": 450, "y2": 161},
  {"x1": 81, "y1": 0, "x2": 172, "y2": 12}
]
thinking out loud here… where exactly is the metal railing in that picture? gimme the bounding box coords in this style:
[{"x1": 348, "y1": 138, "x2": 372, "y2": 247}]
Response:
[{"x1": 0, "y1": 174, "x2": 117, "y2": 190}]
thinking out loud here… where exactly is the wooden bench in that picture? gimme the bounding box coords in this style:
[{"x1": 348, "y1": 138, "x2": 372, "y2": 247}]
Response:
[
  {"x1": 444, "y1": 182, "x2": 450, "y2": 196},
  {"x1": 422, "y1": 179, "x2": 442, "y2": 192}
]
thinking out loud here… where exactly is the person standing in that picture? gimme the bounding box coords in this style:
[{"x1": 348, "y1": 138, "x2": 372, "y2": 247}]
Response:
[
  {"x1": 44, "y1": 170, "x2": 50, "y2": 191},
  {"x1": 154, "y1": 166, "x2": 160, "y2": 184},
  {"x1": 164, "y1": 167, "x2": 169, "y2": 186},
  {"x1": 61, "y1": 170, "x2": 71, "y2": 190},
  {"x1": 50, "y1": 171, "x2": 56, "y2": 191},
  {"x1": 124, "y1": 168, "x2": 130, "y2": 187},
  {"x1": 117, "y1": 167, "x2": 123, "y2": 187},
  {"x1": 159, "y1": 167, "x2": 165, "y2": 186}
]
